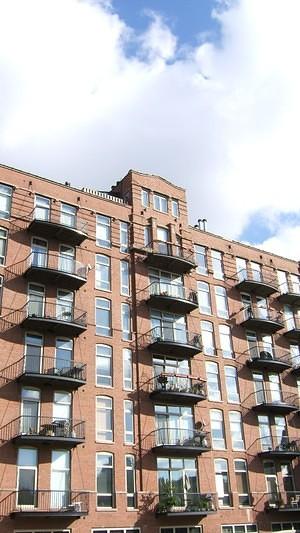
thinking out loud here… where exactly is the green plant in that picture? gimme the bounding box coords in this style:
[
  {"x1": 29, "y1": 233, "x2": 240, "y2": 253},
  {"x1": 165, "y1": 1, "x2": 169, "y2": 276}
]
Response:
[{"x1": 157, "y1": 480, "x2": 179, "y2": 512}]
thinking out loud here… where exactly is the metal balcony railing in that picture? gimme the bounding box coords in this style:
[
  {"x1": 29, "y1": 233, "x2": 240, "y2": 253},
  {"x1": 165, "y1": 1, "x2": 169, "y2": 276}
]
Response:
[
  {"x1": 238, "y1": 305, "x2": 283, "y2": 325},
  {"x1": 155, "y1": 492, "x2": 217, "y2": 514},
  {"x1": 1, "y1": 416, "x2": 85, "y2": 441},
  {"x1": 0, "y1": 355, "x2": 86, "y2": 383},
  {"x1": 146, "y1": 240, "x2": 196, "y2": 263},
  {"x1": 29, "y1": 207, "x2": 88, "y2": 235},
  {"x1": 150, "y1": 373, "x2": 207, "y2": 399},
  {"x1": 10, "y1": 490, "x2": 89, "y2": 514},
  {"x1": 279, "y1": 280, "x2": 300, "y2": 296},
  {"x1": 24, "y1": 300, "x2": 86, "y2": 326},
  {"x1": 151, "y1": 427, "x2": 211, "y2": 450},
  {"x1": 285, "y1": 316, "x2": 300, "y2": 332},
  {"x1": 27, "y1": 252, "x2": 87, "y2": 278},
  {"x1": 148, "y1": 282, "x2": 198, "y2": 304},
  {"x1": 249, "y1": 388, "x2": 299, "y2": 410},
  {"x1": 145, "y1": 326, "x2": 202, "y2": 349},
  {"x1": 265, "y1": 491, "x2": 300, "y2": 510},
  {"x1": 236, "y1": 268, "x2": 278, "y2": 288},
  {"x1": 254, "y1": 435, "x2": 300, "y2": 455},
  {"x1": 245, "y1": 345, "x2": 291, "y2": 367}
]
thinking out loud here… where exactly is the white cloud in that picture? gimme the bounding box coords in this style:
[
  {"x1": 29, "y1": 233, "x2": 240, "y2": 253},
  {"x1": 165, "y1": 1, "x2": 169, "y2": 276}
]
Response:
[
  {"x1": 255, "y1": 225, "x2": 300, "y2": 262},
  {"x1": 0, "y1": 0, "x2": 299, "y2": 259}
]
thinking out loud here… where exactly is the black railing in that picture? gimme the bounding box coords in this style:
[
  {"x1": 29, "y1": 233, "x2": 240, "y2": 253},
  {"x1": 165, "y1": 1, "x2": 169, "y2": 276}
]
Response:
[
  {"x1": 29, "y1": 207, "x2": 88, "y2": 235},
  {"x1": 151, "y1": 427, "x2": 211, "y2": 449},
  {"x1": 237, "y1": 306, "x2": 283, "y2": 325},
  {"x1": 285, "y1": 316, "x2": 300, "y2": 332},
  {"x1": 11, "y1": 490, "x2": 89, "y2": 513},
  {"x1": 155, "y1": 492, "x2": 217, "y2": 514},
  {"x1": 236, "y1": 268, "x2": 278, "y2": 288},
  {"x1": 1, "y1": 416, "x2": 85, "y2": 441},
  {"x1": 249, "y1": 389, "x2": 299, "y2": 409},
  {"x1": 257, "y1": 435, "x2": 300, "y2": 454},
  {"x1": 265, "y1": 491, "x2": 300, "y2": 510},
  {"x1": 148, "y1": 282, "x2": 198, "y2": 304},
  {"x1": 146, "y1": 240, "x2": 196, "y2": 263},
  {"x1": 279, "y1": 280, "x2": 300, "y2": 295},
  {"x1": 24, "y1": 300, "x2": 86, "y2": 326},
  {"x1": 145, "y1": 326, "x2": 202, "y2": 349},
  {"x1": 150, "y1": 373, "x2": 207, "y2": 399},
  {"x1": 0, "y1": 355, "x2": 86, "y2": 383},
  {"x1": 27, "y1": 252, "x2": 87, "y2": 278},
  {"x1": 245, "y1": 345, "x2": 291, "y2": 366}
]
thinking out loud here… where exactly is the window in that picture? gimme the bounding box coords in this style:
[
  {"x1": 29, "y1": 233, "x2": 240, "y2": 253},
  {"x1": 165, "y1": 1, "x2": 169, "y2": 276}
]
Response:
[
  {"x1": 56, "y1": 289, "x2": 74, "y2": 321},
  {"x1": 120, "y1": 221, "x2": 130, "y2": 253},
  {"x1": 96, "y1": 298, "x2": 112, "y2": 336},
  {"x1": 31, "y1": 237, "x2": 47, "y2": 267},
  {"x1": 96, "y1": 215, "x2": 111, "y2": 248},
  {"x1": 157, "y1": 457, "x2": 198, "y2": 507},
  {"x1": 17, "y1": 448, "x2": 38, "y2": 506},
  {"x1": 194, "y1": 245, "x2": 208, "y2": 275},
  {"x1": 55, "y1": 338, "x2": 73, "y2": 371},
  {"x1": 60, "y1": 203, "x2": 76, "y2": 227},
  {"x1": 222, "y1": 526, "x2": 257, "y2": 533},
  {"x1": 121, "y1": 303, "x2": 132, "y2": 341},
  {"x1": 271, "y1": 524, "x2": 300, "y2": 532},
  {"x1": 290, "y1": 344, "x2": 300, "y2": 368},
  {"x1": 96, "y1": 344, "x2": 112, "y2": 387},
  {"x1": 144, "y1": 226, "x2": 152, "y2": 246},
  {"x1": 171, "y1": 199, "x2": 179, "y2": 217},
  {"x1": 281, "y1": 462, "x2": 295, "y2": 493},
  {"x1": 258, "y1": 415, "x2": 272, "y2": 451},
  {"x1": 124, "y1": 400, "x2": 134, "y2": 444},
  {"x1": 206, "y1": 361, "x2": 221, "y2": 401},
  {"x1": 210, "y1": 409, "x2": 226, "y2": 449},
  {"x1": 0, "y1": 275, "x2": 3, "y2": 310},
  {"x1": 51, "y1": 450, "x2": 70, "y2": 508},
  {"x1": 234, "y1": 459, "x2": 250, "y2": 506},
  {"x1": 198, "y1": 281, "x2": 211, "y2": 314},
  {"x1": 59, "y1": 244, "x2": 74, "y2": 273},
  {"x1": 0, "y1": 183, "x2": 12, "y2": 219},
  {"x1": 215, "y1": 458, "x2": 231, "y2": 506},
  {"x1": 24, "y1": 333, "x2": 43, "y2": 373},
  {"x1": 96, "y1": 452, "x2": 115, "y2": 507},
  {"x1": 53, "y1": 391, "x2": 71, "y2": 421},
  {"x1": 215, "y1": 286, "x2": 229, "y2": 319},
  {"x1": 229, "y1": 411, "x2": 245, "y2": 450},
  {"x1": 161, "y1": 529, "x2": 202, "y2": 533},
  {"x1": 125, "y1": 455, "x2": 136, "y2": 508},
  {"x1": 291, "y1": 274, "x2": 300, "y2": 294},
  {"x1": 28, "y1": 283, "x2": 45, "y2": 317},
  {"x1": 277, "y1": 270, "x2": 288, "y2": 293},
  {"x1": 153, "y1": 193, "x2": 168, "y2": 213},
  {"x1": 123, "y1": 348, "x2": 133, "y2": 389},
  {"x1": 95, "y1": 254, "x2": 111, "y2": 291},
  {"x1": 263, "y1": 461, "x2": 279, "y2": 503},
  {"x1": 211, "y1": 250, "x2": 224, "y2": 280},
  {"x1": 225, "y1": 366, "x2": 240, "y2": 403},
  {"x1": 201, "y1": 321, "x2": 216, "y2": 356},
  {"x1": 157, "y1": 227, "x2": 170, "y2": 253},
  {"x1": 96, "y1": 396, "x2": 113, "y2": 441},
  {"x1": 120, "y1": 260, "x2": 130, "y2": 295},
  {"x1": 0, "y1": 228, "x2": 7, "y2": 264},
  {"x1": 155, "y1": 405, "x2": 193, "y2": 444},
  {"x1": 236, "y1": 257, "x2": 247, "y2": 282},
  {"x1": 141, "y1": 188, "x2": 150, "y2": 207},
  {"x1": 34, "y1": 194, "x2": 50, "y2": 221},
  {"x1": 219, "y1": 324, "x2": 234, "y2": 358},
  {"x1": 250, "y1": 261, "x2": 262, "y2": 282},
  {"x1": 92, "y1": 530, "x2": 139, "y2": 533},
  {"x1": 21, "y1": 387, "x2": 40, "y2": 433}
]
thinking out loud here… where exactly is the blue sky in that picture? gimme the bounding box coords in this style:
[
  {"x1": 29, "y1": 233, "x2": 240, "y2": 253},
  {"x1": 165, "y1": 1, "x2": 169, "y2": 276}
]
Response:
[{"x1": 0, "y1": 0, "x2": 299, "y2": 259}]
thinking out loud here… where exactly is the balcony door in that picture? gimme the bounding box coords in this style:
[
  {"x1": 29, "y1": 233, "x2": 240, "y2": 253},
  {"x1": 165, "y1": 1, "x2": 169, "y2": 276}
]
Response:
[
  {"x1": 151, "y1": 310, "x2": 186, "y2": 343},
  {"x1": 157, "y1": 456, "x2": 198, "y2": 507},
  {"x1": 258, "y1": 415, "x2": 272, "y2": 451},
  {"x1": 50, "y1": 450, "x2": 70, "y2": 508},
  {"x1": 264, "y1": 461, "x2": 279, "y2": 504},
  {"x1": 257, "y1": 296, "x2": 268, "y2": 319},
  {"x1": 157, "y1": 227, "x2": 170, "y2": 254},
  {"x1": 17, "y1": 448, "x2": 38, "y2": 507},
  {"x1": 21, "y1": 387, "x2": 40, "y2": 434},
  {"x1": 55, "y1": 338, "x2": 73, "y2": 372},
  {"x1": 56, "y1": 290, "x2": 73, "y2": 321},
  {"x1": 31, "y1": 237, "x2": 47, "y2": 268},
  {"x1": 269, "y1": 373, "x2": 282, "y2": 403},
  {"x1": 59, "y1": 245, "x2": 75, "y2": 274},
  {"x1": 28, "y1": 284, "x2": 45, "y2": 318},
  {"x1": 155, "y1": 405, "x2": 193, "y2": 445},
  {"x1": 24, "y1": 333, "x2": 43, "y2": 374}
]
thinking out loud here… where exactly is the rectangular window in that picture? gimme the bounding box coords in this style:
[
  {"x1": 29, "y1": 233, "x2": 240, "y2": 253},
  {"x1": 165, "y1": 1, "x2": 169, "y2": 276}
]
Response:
[
  {"x1": 141, "y1": 188, "x2": 150, "y2": 207},
  {"x1": 121, "y1": 303, "x2": 132, "y2": 340},
  {"x1": 215, "y1": 458, "x2": 231, "y2": 506},
  {"x1": 198, "y1": 281, "x2": 211, "y2": 314},
  {"x1": 17, "y1": 448, "x2": 38, "y2": 506},
  {"x1": 120, "y1": 260, "x2": 130, "y2": 295},
  {"x1": 96, "y1": 396, "x2": 113, "y2": 441},
  {"x1": 96, "y1": 215, "x2": 111, "y2": 248},
  {"x1": 124, "y1": 400, "x2": 134, "y2": 444},
  {"x1": 210, "y1": 409, "x2": 226, "y2": 449},
  {"x1": 201, "y1": 320, "x2": 216, "y2": 356},
  {"x1": 291, "y1": 273, "x2": 300, "y2": 294},
  {"x1": 157, "y1": 457, "x2": 198, "y2": 507},
  {"x1": 195, "y1": 245, "x2": 208, "y2": 275},
  {"x1": 144, "y1": 226, "x2": 152, "y2": 246},
  {"x1": 219, "y1": 324, "x2": 234, "y2": 358},
  {"x1": 0, "y1": 184, "x2": 12, "y2": 219},
  {"x1": 225, "y1": 366, "x2": 240, "y2": 403},
  {"x1": 125, "y1": 454, "x2": 137, "y2": 508},
  {"x1": 222, "y1": 526, "x2": 257, "y2": 533},
  {"x1": 171, "y1": 199, "x2": 179, "y2": 217},
  {"x1": 211, "y1": 250, "x2": 224, "y2": 280},
  {"x1": 123, "y1": 348, "x2": 133, "y2": 389},
  {"x1": 96, "y1": 344, "x2": 112, "y2": 387},
  {"x1": 258, "y1": 415, "x2": 272, "y2": 451},
  {"x1": 206, "y1": 361, "x2": 221, "y2": 401},
  {"x1": 250, "y1": 261, "x2": 262, "y2": 282},
  {"x1": 277, "y1": 269, "x2": 288, "y2": 293},
  {"x1": 60, "y1": 203, "x2": 76, "y2": 228},
  {"x1": 234, "y1": 459, "x2": 250, "y2": 506},
  {"x1": 0, "y1": 228, "x2": 7, "y2": 265},
  {"x1": 96, "y1": 453, "x2": 115, "y2": 507},
  {"x1": 236, "y1": 257, "x2": 247, "y2": 282},
  {"x1": 120, "y1": 221, "x2": 130, "y2": 253},
  {"x1": 153, "y1": 193, "x2": 168, "y2": 213},
  {"x1": 95, "y1": 254, "x2": 111, "y2": 291},
  {"x1": 95, "y1": 298, "x2": 112, "y2": 336},
  {"x1": 215, "y1": 286, "x2": 229, "y2": 318},
  {"x1": 34, "y1": 194, "x2": 50, "y2": 221},
  {"x1": 161, "y1": 529, "x2": 202, "y2": 533},
  {"x1": 229, "y1": 411, "x2": 245, "y2": 450}
]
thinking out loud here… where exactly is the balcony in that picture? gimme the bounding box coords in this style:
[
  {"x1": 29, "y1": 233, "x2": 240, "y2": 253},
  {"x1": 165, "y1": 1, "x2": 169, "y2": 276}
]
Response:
[
  {"x1": 5, "y1": 416, "x2": 85, "y2": 447},
  {"x1": 149, "y1": 373, "x2": 207, "y2": 405},
  {"x1": 144, "y1": 327, "x2": 202, "y2": 358},
  {"x1": 290, "y1": 354, "x2": 300, "y2": 375},
  {"x1": 265, "y1": 491, "x2": 300, "y2": 512},
  {"x1": 245, "y1": 345, "x2": 292, "y2": 372},
  {"x1": 146, "y1": 282, "x2": 198, "y2": 314},
  {"x1": 278, "y1": 281, "x2": 300, "y2": 305},
  {"x1": 10, "y1": 490, "x2": 89, "y2": 518},
  {"x1": 23, "y1": 252, "x2": 88, "y2": 290},
  {"x1": 235, "y1": 269, "x2": 278, "y2": 297},
  {"x1": 237, "y1": 305, "x2": 284, "y2": 334},
  {"x1": 28, "y1": 208, "x2": 88, "y2": 245},
  {"x1": 284, "y1": 317, "x2": 300, "y2": 341},
  {"x1": 151, "y1": 428, "x2": 211, "y2": 456},
  {"x1": 155, "y1": 492, "x2": 217, "y2": 517},
  {"x1": 145, "y1": 240, "x2": 196, "y2": 274},
  {"x1": 15, "y1": 355, "x2": 86, "y2": 389},
  {"x1": 250, "y1": 389, "x2": 298, "y2": 414},
  {"x1": 257, "y1": 435, "x2": 300, "y2": 459},
  {"x1": 20, "y1": 300, "x2": 87, "y2": 336}
]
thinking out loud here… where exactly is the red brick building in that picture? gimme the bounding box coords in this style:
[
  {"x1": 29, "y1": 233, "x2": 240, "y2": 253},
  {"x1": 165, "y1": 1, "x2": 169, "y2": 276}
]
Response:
[{"x1": 0, "y1": 163, "x2": 299, "y2": 533}]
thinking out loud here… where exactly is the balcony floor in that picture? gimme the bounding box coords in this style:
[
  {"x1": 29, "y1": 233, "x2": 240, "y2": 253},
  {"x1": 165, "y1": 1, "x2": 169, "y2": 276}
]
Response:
[
  {"x1": 236, "y1": 279, "x2": 277, "y2": 297},
  {"x1": 28, "y1": 219, "x2": 87, "y2": 245},
  {"x1": 252, "y1": 402, "x2": 298, "y2": 415},
  {"x1": 24, "y1": 265, "x2": 86, "y2": 290},
  {"x1": 246, "y1": 359, "x2": 291, "y2": 372},
  {"x1": 152, "y1": 444, "x2": 211, "y2": 456},
  {"x1": 17, "y1": 371, "x2": 86, "y2": 390},
  {"x1": 145, "y1": 253, "x2": 195, "y2": 275},
  {"x1": 147, "y1": 294, "x2": 198, "y2": 314},
  {"x1": 240, "y1": 317, "x2": 283, "y2": 334},
  {"x1": 149, "y1": 390, "x2": 206, "y2": 405},
  {"x1": 11, "y1": 509, "x2": 87, "y2": 518},
  {"x1": 21, "y1": 316, "x2": 87, "y2": 337},
  {"x1": 13, "y1": 434, "x2": 84, "y2": 448},
  {"x1": 148, "y1": 340, "x2": 201, "y2": 358}
]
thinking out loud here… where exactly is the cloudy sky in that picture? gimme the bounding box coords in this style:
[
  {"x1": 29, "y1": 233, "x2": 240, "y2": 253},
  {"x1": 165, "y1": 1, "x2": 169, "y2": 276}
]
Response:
[{"x1": 0, "y1": 0, "x2": 299, "y2": 260}]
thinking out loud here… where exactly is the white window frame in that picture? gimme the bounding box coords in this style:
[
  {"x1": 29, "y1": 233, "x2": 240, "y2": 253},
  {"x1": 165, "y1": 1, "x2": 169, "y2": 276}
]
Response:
[
  {"x1": 0, "y1": 183, "x2": 12, "y2": 219},
  {"x1": 210, "y1": 409, "x2": 226, "y2": 450},
  {"x1": 120, "y1": 260, "x2": 130, "y2": 296},
  {"x1": 125, "y1": 454, "x2": 137, "y2": 508},
  {"x1": 229, "y1": 411, "x2": 245, "y2": 450},
  {"x1": 96, "y1": 452, "x2": 115, "y2": 508},
  {"x1": 211, "y1": 249, "x2": 224, "y2": 280},
  {"x1": 96, "y1": 396, "x2": 113, "y2": 442},
  {"x1": 120, "y1": 221, "x2": 130, "y2": 253},
  {"x1": 96, "y1": 214, "x2": 111, "y2": 248},
  {"x1": 153, "y1": 193, "x2": 168, "y2": 213},
  {"x1": 194, "y1": 245, "x2": 208, "y2": 275},
  {"x1": 96, "y1": 344, "x2": 113, "y2": 387},
  {"x1": 141, "y1": 188, "x2": 150, "y2": 207},
  {"x1": 124, "y1": 400, "x2": 134, "y2": 444},
  {"x1": 0, "y1": 227, "x2": 8, "y2": 265},
  {"x1": 123, "y1": 348, "x2": 133, "y2": 390},
  {"x1": 95, "y1": 297, "x2": 112, "y2": 337},
  {"x1": 215, "y1": 285, "x2": 229, "y2": 319},
  {"x1": 95, "y1": 254, "x2": 111, "y2": 291},
  {"x1": 224, "y1": 366, "x2": 240, "y2": 403},
  {"x1": 198, "y1": 281, "x2": 211, "y2": 314},
  {"x1": 121, "y1": 303, "x2": 132, "y2": 341}
]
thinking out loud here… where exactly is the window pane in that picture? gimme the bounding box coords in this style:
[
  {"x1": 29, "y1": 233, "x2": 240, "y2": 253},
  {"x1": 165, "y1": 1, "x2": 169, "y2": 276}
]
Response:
[
  {"x1": 195, "y1": 245, "x2": 208, "y2": 275},
  {"x1": 123, "y1": 349, "x2": 133, "y2": 389},
  {"x1": 121, "y1": 261, "x2": 130, "y2": 295},
  {"x1": 120, "y1": 222, "x2": 129, "y2": 253},
  {"x1": 121, "y1": 303, "x2": 132, "y2": 341},
  {"x1": 225, "y1": 366, "x2": 240, "y2": 403},
  {"x1": 0, "y1": 184, "x2": 12, "y2": 219},
  {"x1": 96, "y1": 215, "x2": 111, "y2": 248},
  {"x1": 96, "y1": 396, "x2": 113, "y2": 441},
  {"x1": 95, "y1": 255, "x2": 111, "y2": 291},
  {"x1": 215, "y1": 286, "x2": 229, "y2": 319},
  {"x1": 96, "y1": 298, "x2": 112, "y2": 336},
  {"x1": 198, "y1": 281, "x2": 211, "y2": 314},
  {"x1": 96, "y1": 344, "x2": 112, "y2": 387}
]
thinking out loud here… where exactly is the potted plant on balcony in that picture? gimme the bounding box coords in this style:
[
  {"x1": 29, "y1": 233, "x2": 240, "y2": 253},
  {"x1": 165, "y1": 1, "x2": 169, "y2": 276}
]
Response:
[{"x1": 156, "y1": 481, "x2": 179, "y2": 514}]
